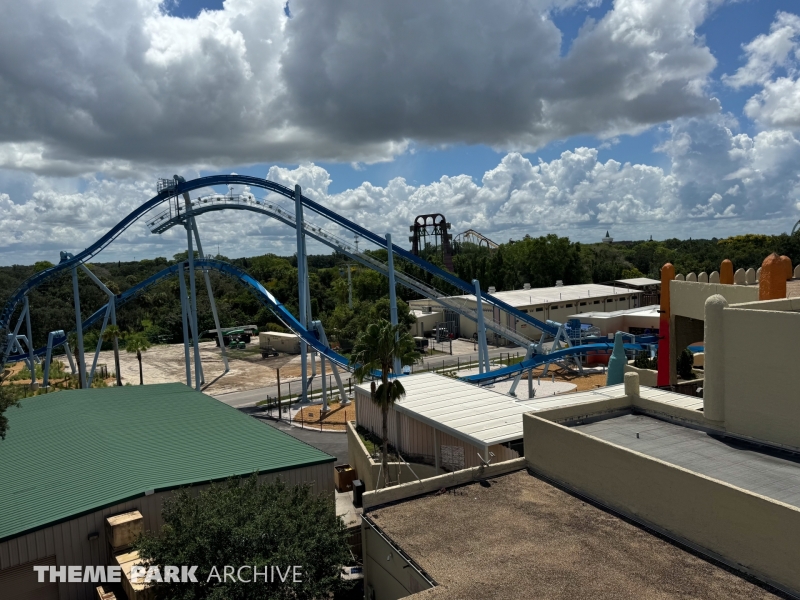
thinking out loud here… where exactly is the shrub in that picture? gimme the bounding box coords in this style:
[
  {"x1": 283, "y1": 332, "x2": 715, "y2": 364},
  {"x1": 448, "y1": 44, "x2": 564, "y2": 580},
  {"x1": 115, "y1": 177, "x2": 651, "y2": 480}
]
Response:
[
  {"x1": 677, "y1": 348, "x2": 695, "y2": 380},
  {"x1": 633, "y1": 351, "x2": 658, "y2": 370}
]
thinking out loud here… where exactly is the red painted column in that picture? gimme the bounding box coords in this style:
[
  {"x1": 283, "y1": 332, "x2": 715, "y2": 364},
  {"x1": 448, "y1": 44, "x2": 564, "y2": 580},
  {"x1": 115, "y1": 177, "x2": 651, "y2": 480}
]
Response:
[{"x1": 657, "y1": 263, "x2": 674, "y2": 387}]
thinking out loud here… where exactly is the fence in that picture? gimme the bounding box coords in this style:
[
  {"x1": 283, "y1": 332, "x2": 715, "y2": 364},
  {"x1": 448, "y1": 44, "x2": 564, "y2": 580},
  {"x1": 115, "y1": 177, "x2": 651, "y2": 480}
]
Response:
[
  {"x1": 409, "y1": 351, "x2": 521, "y2": 375},
  {"x1": 257, "y1": 395, "x2": 355, "y2": 432}
]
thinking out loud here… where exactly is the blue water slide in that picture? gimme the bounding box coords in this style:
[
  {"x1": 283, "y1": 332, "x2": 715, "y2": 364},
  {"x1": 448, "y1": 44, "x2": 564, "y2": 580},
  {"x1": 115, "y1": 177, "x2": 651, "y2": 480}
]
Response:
[
  {"x1": 6, "y1": 259, "x2": 350, "y2": 369},
  {"x1": 461, "y1": 342, "x2": 646, "y2": 384}
]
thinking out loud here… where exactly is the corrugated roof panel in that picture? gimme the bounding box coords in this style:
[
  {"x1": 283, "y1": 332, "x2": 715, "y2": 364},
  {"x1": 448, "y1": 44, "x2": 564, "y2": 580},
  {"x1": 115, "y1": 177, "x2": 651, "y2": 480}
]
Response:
[
  {"x1": 0, "y1": 384, "x2": 334, "y2": 541},
  {"x1": 372, "y1": 374, "x2": 644, "y2": 448}
]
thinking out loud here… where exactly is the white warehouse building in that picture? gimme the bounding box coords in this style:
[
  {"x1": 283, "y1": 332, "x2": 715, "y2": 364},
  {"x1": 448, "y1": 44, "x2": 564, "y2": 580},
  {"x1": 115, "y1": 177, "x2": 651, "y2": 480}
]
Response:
[{"x1": 409, "y1": 279, "x2": 659, "y2": 343}]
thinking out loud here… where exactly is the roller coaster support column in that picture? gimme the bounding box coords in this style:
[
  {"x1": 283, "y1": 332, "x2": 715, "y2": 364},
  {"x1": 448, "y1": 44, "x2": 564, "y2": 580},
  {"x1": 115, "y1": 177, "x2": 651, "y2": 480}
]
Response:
[
  {"x1": 473, "y1": 280, "x2": 491, "y2": 374},
  {"x1": 77, "y1": 262, "x2": 117, "y2": 386},
  {"x1": 294, "y1": 184, "x2": 308, "y2": 402},
  {"x1": 178, "y1": 265, "x2": 192, "y2": 387},
  {"x1": 386, "y1": 233, "x2": 401, "y2": 375},
  {"x1": 23, "y1": 296, "x2": 36, "y2": 388},
  {"x1": 71, "y1": 267, "x2": 87, "y2": 388},
  {"x1": 311, "y1": 320, "x2": 349, "y2": 405},
  {"x1": 184, "y1": 196, "x2": 203, "y2": 390},
  {"x1": 87, "y1": 301, "x2": 111, "y2": 387},
  {"x1": 43, "y1": 330, "x2": 75, "y2": 387},
  {"x1": 190, "y1": 220, "x2": 229, "y2": 372},
  {"x1": 528, "y1": 368, "x2": 534, "y2": 399},
  {"x1": 305, "y1": 273, "x2": 316, "y2": 379},
  {"x1": 2, "y1": 299, "x2": 29, "y2": 367},
  {"x1": 508, "y1": 343, "x2": 535, "y2": 397},
  {"x1": 320, "y1": 356, "x2": 328, "y2": 412}
]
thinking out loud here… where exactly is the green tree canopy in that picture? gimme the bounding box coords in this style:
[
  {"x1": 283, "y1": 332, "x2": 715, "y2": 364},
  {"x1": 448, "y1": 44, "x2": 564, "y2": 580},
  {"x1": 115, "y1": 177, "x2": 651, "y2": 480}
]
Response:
[{"x1": 134, "y1": 475, "x2": 352, "y2": 599}]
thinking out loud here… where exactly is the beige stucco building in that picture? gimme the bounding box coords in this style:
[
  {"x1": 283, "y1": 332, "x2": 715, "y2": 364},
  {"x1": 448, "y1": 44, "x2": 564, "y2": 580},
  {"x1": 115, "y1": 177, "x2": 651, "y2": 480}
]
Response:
[{"x1": 359, "y1": 279, "x2": 800, "y2": 599}]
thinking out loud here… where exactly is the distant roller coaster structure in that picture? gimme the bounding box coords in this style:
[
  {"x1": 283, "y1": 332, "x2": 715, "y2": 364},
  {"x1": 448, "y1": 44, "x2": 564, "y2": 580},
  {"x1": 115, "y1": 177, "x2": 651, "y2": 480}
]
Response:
[
  {"x1": 2, "y1": 174, "x2": 657, "y2": 403},
  {"x1": 454, "y1": 229, "x2": 499, "y2": 250},
  {"x1": 409, "y1": 213, "x2": 454, "y2": 270}
]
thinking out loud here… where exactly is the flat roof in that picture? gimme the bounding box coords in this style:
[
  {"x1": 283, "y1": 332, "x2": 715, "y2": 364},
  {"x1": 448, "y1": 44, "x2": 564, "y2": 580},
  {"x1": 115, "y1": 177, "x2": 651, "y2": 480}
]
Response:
[
  {"x1": 614, "y1": 277, "x2": 662, "y2": 287},
  {"x1": 374, "y1": 373, "x2": 531, "y2": 447},
  {"x1": 574, "y1": 414, "x2": 800, "y2": 508},
  {"x1": 363, "y1": 376, "x2": 668, "y2": 448},
  {"x1": 449, "y1": 283, "x2": 636, "y2": 308},
  {"x1": 259, "y1": 331, "x2": 298, "y2": 338},
  {"x1": 410, "y1": 309, "x2": 442, "y2": 317},
  {"x1": 369, "y1": 470, "x2": 779, "y2": 599},
  {"x1": 568, "y1": 305, "x2": 661, "y2": 319},
  {"x1": 0, "y1": 383, "x2": 334, "y2": 541}
]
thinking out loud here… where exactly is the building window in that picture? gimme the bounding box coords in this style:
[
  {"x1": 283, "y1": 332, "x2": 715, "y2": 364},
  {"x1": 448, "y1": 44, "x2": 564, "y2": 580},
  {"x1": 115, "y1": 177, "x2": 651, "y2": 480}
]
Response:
[
  {"x1": 565, "y1": 303, "x2": 573, "y2": 308},
  {"x1": 535, "y1": 308, "x2": 544, "y2": 312},
  {"x1": 580, "y1": 302, "x2": 587, "y2": 306}
]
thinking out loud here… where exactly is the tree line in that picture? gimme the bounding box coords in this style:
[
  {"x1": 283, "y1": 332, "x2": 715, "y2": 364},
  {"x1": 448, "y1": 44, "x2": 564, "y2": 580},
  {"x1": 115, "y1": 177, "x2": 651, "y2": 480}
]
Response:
[{"x1": 1, "y1": 232, "x2": 798, "y2": 354}]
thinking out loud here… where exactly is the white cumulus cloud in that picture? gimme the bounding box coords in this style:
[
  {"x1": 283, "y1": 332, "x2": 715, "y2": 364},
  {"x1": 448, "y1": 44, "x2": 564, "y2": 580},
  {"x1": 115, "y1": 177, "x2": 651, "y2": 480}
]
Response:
[
  {"x1": 724, "y1": 11, "x2": 800, "y2": 129},
  {"x1": 0, "y1": 0, "x2": 723, "y2": 175}
]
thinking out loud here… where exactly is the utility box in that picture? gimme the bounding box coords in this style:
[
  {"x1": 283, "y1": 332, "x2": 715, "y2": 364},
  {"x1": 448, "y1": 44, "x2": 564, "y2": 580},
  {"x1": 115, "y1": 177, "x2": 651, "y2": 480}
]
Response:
[
  {"x1": 105, "y1": 510, "x2": 143, "y2": 553},
  {"x1": 259, "y1": 332, "x2": 300, "y2": 354},
  {"x1": 352, "y1": 480, "x2": 364, "y2": 508},
  {"x1": 335, "y1": 464, "x2": 357, "y2": 492}
]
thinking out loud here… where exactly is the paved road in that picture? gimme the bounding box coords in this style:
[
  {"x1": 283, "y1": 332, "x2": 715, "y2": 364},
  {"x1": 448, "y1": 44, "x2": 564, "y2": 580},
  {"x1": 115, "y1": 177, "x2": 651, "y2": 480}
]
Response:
[
  {"x1": 214, "y1": 345, "x2": 525, "y2": 408},
  {"x1": 247, "y1": 411, "x2": 349, "y2": 462}
]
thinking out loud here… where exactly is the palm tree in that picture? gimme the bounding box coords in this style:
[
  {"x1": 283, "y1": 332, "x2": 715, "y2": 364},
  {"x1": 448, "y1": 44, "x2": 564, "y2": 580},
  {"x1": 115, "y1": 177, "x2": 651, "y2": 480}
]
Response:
[
  {"x1": 102, "y1": 325, "x2": 123, "y2": 386},
  {"x1": 125, "y1": 332, "x2": 151, "y2": 385},
  {"x1": 352, "y1": 319, "x2": 420, "y2": 489}
]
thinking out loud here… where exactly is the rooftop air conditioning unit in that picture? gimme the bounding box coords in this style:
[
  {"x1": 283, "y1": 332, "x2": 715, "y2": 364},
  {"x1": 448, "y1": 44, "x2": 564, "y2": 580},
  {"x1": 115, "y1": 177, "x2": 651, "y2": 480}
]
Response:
[
  {"x1": 556, "y1": 280, "x2": 564, "y2": 287},
  {"x1": 488, "y1": 286, "x2": 496, "y2": 294},
  {"x1": 523, "y1": 283, "x2": 531, "y2": 290}
]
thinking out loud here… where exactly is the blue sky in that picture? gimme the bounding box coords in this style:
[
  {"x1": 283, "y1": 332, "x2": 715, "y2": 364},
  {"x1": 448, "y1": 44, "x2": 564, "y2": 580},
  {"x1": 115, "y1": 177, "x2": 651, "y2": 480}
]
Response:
[
  {"x1": 1, "y1": 0, "x2": 800, "y2": 263},
  {"x1": 161, "y1": 0, "x2": 800, "y2": 191}
]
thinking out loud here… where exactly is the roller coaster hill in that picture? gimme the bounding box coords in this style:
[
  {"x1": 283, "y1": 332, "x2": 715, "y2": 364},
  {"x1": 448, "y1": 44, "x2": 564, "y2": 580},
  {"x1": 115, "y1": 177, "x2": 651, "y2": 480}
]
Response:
[{"x1": 1, "y1": 174, "x2": 656, "y2": 400}]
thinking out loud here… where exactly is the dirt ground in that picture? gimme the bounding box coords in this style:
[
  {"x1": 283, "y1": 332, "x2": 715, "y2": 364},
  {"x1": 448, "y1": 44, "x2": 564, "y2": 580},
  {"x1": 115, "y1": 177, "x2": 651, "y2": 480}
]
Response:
[
  {"x1": 92, "y1": 341, "x2": 317, "y2": 394},
  {"x1": 293, "y1": 400, "x2": 357, "y2": 431},
  {"x1": 6, "y1": 340, "x2": 608, "y2": 396},
  {"x1": 527, "y1": 365, "x2": 608, "y2": 392}
]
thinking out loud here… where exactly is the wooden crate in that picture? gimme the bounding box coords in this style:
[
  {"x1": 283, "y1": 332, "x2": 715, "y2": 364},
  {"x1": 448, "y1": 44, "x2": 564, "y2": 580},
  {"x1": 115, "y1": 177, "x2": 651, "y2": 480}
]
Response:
[
  {"x1": 335, "y1": 464, "x2": 357, "y2": 492},
  {"x1": 105, "y1": 510, "x2": 143, "y2": 552},
  {"x1": 96, "y1": 585, "x2": 117, "y2": 599},
  {"x1": 114, "y1": 550, "x2": 154, "y2": 600}
]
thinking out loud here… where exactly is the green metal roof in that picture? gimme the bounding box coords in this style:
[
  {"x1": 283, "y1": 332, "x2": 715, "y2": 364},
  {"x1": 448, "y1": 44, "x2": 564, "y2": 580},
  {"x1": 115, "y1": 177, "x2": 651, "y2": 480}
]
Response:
[{"x1": 0, "y1": 383, "x2": 334, "y2": 541}]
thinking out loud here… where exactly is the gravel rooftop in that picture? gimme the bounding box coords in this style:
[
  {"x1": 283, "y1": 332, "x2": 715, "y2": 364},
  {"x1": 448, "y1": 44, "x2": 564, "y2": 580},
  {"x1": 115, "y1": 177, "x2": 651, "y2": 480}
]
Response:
[{"x1": 368, "y1": 469, "x2": 783, "y2": 599}]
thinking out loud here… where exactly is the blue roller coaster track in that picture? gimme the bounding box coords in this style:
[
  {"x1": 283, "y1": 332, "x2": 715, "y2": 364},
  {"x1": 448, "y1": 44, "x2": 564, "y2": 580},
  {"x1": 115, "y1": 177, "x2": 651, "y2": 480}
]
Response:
[
  {"x1": 462, "y1": 342, "x2": 646, "y2": 385},
  {"x1": 5, "y1": 258, "x2": 350, "y2": 369},
  {"x1": 1, "y1": 174, "x2": 654, "y2": 390},
  {"x1": 0, "y1": 175, "x2": 557, "y2": 340}
]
